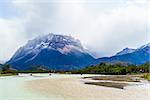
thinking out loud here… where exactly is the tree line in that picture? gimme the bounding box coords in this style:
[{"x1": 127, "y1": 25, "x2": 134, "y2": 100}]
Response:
[
  {"x1": 71, "y1": 62, "x2": 150, "y2": 75},
  {"x1": 0, "y1": 62, "x2": 149, "y2": 75}
]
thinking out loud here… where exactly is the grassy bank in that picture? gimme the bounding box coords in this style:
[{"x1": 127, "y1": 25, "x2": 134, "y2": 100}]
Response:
[{"x1": 0, "y1": 73, "x2": 17, "y2": 76}]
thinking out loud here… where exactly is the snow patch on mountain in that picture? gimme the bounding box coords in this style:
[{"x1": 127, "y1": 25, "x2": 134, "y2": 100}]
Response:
[
  {"x1": 115, "y1": 48, "x2": 135, "y2": 56},
  {"x1": 138, "y1": 43, "x2": 150, "y2": 49},
  {"x1": 10, "y1": 33, "x2": 87, "y2": 61},
  {"x1": 136, "y1": 43, "x2": 150, "y2": 53}
]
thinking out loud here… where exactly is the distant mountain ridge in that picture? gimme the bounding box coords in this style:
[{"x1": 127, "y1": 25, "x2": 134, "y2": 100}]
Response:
[
  {"x1": 115, "y1": 48, "x2": 135, "y2": 56},
  {"x1": 95, "y1": 43, "x2": 150, "y2": 65}
]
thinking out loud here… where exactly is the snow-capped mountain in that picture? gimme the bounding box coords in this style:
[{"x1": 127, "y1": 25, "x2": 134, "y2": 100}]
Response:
[
  {"x1": 136, "y1": 43, "x2": 150, "y2": 53},
  {"x1": 11, "y1": 33, "x2": 85, "y2": 61},
  {"x1": 115, "y1": 43, "x2": 150, "y2": 56},
  {"x1": 115, "y1": 48, "x2": 135, "y2": 56},
  {"x1": 7, "y1": 33, "x2": 95, "y2": 70},
  {"x1": 95, "y1": 43, "x2": 150, "y2": 65}
]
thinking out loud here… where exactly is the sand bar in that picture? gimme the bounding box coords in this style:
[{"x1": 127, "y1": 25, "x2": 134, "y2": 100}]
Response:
[{"x1": 26, "y1": 74, "x2": 150, "y2": 100}]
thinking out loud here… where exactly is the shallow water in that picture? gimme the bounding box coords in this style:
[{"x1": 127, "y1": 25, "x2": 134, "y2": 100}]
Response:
[
  {"x1": 0, "y1": 74, "x2": 51, "y2": 100},
  {"x1": 0, "y1": 74, "x2": 100, "y2": 100},
  {"x1": 0, "y1": 74, "x2": 149, "y2": 100}
]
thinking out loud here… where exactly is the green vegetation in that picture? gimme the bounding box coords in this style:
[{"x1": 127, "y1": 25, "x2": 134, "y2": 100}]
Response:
[
  {"x1": 0, "y1": 62, "x2": 149, "y2": 77},
  {"x1": 0, "y1": 73, "x2": 17, "y2": 76},
  {"x1": 16, "y1": 66, "x2": 55, "y2": 73},
  {"x1": 0, "y1": 64, "x2": 18, "y2": 76},
  {"x1": 141, "y1": 73, "x2": 150, "y2": 81},
  {"x1": 85, "y1": 82, "x2": 128, "y2": 89},
  {"x1": 72, "y1": 62, "x2": 150, "y2": 75},
  {"x1": 81, "y1": 62, "x2": 150, "y2": 89},
  {"x1": 0, "y1": 65, "x2": 54, "y2": 76}
]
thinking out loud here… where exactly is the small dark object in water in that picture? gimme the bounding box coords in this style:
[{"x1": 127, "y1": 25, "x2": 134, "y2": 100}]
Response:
[
  {"x1": 49, "y1": 73, "x2": 51, "y2": 76},
  {"x1": 30, "y1": 73, "x2": 32, "y2": 76}
]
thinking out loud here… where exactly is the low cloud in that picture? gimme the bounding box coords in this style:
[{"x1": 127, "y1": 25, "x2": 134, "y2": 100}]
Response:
[{"x1": 0, "y1": 0, "x2": 149, "y2": 61}]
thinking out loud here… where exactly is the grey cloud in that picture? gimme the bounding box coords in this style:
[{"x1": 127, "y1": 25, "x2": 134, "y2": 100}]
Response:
[{"x1": 0, "y1": 0, "x2": 149, "y2": 61}]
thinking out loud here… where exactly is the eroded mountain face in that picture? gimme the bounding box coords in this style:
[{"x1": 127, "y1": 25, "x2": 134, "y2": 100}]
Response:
[{"x1": 7, "y1": 33, "x2": 95, "y2": 70}]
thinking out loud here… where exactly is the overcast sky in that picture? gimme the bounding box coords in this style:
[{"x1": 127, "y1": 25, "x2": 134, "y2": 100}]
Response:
[{"x1": 0, "y1": 0, "x2": 149, "y2": 61}]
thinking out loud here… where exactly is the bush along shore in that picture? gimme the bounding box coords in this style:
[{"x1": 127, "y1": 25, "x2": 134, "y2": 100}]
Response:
[{"x1": 71, "y1": 62, "x2": 150, "y2": 75}]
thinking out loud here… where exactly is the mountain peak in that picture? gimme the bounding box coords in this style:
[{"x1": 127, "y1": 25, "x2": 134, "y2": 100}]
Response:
[
  {"x1": 8, "y1": 33, "x2": 94, "y2": 70},
  {"x1": 27, "y1": 33, "x2": 83, "y2": 49},
  {"x1": 11, "y1": 33, "x2": 85, "y2": 60},
  {"x1": 115, "y1": 43, "x2": 150, "y2": 56},
  {"x1": 137, "y1": 43, "x2": 150, "y2": 50},
  {"x1": 115, "y1": 48, "x2": 135, "y2": 56},
  {"x1": 96, "y1": 43, "x2": 150, "y2": 66},
  {"x1": 136, "y1": 43, "x2": 150, "y2": 53}
]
